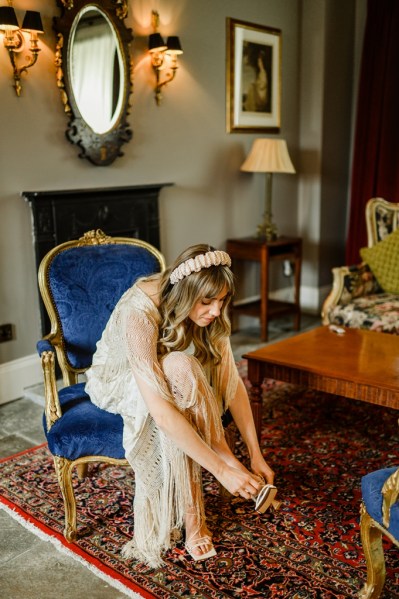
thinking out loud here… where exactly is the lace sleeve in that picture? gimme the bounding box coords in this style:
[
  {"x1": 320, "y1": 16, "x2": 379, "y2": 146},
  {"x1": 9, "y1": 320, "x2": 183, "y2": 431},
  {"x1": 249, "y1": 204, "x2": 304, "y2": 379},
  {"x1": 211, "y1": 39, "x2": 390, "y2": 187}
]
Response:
[{"x1": 124, "y1": 304, "x2": 173, "y2": 403}]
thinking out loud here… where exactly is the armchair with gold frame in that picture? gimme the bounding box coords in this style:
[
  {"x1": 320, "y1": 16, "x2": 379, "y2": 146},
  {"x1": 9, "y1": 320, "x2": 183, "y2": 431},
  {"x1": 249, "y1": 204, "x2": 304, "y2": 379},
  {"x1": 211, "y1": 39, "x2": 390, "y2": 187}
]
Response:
[
  {"x1": 359, "y1": 466, "x2": 399, "y2": 598},
  {"x1": 322, "y1": 198, "x2": 399, "y2": 333},
  {"x1": 37, "y1": 229, "x2": 165, "y2": 542}
]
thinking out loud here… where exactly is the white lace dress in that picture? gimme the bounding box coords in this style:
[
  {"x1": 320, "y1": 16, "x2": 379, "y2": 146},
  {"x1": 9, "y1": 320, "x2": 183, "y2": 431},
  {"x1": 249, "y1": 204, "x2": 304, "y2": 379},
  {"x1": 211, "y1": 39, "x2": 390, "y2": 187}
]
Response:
[{"x1": 85, "y1": 283, "x2": 239, "y2": 566}]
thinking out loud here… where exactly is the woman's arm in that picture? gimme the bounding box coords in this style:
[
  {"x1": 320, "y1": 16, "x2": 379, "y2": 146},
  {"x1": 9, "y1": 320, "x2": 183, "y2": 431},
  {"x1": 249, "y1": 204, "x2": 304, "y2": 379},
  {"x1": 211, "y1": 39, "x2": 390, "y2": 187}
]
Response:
[
  {"x1": 216, "y1": 338, "x2": 274, "y2": 485},
  {"x1": 229, "y1": 377, "x2": 275, "y2": 485},
  {"x1": 133, "y1": 371, "x2": 262, "y2": 499}
]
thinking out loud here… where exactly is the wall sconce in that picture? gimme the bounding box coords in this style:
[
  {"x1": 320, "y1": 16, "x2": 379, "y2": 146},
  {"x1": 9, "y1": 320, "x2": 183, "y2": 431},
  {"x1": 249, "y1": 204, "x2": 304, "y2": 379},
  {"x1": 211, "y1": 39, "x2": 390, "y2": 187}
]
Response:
[
  {"x1": 148, "y1": 10, "x2": 183, "y2": 105},
  {"x1": 0, "y1": 3, "x2": 44, "y2": 96}
]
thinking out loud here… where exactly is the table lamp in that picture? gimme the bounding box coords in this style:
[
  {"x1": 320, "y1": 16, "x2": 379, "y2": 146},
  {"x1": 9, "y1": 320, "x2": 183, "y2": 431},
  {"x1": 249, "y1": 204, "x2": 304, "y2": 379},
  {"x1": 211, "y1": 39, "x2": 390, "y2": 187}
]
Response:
[{"x1": 241, "y1": 138, "x2": 296, "y2": 240}]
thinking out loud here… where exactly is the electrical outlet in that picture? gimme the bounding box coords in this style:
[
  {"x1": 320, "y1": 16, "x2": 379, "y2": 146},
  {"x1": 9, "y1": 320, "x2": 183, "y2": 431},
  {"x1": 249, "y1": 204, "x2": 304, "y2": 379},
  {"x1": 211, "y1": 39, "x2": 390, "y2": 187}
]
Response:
[
  {"x1": 0, "y1": 324, "x2": 13, "y2": 342},
  {"x1": 283, "y1": 260, "x2": 293, "y2": 277}
]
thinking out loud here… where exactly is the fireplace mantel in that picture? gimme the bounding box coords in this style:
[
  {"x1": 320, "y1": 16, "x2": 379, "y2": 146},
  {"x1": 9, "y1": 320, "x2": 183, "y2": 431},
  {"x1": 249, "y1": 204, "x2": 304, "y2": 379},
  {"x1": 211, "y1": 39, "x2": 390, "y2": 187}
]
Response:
[{"x1": 23, "y1": 183, "x2": 172, "y2": 334}]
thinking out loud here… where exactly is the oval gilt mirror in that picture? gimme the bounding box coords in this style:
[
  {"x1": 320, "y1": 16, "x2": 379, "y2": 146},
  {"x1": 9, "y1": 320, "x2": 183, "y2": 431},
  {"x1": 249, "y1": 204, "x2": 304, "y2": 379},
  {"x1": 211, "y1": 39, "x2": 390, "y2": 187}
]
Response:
[{"x1": 54, "y1": 0, "x2": 133, "y2": 166}]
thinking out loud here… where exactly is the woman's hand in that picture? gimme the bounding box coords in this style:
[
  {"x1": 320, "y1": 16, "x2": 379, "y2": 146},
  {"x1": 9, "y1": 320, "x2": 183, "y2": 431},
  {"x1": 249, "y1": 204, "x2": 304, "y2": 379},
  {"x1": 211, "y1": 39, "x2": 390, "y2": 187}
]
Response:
[
  {"x1": 228, "y1": 379, "x2": 275, "y2": 487},
  {"x1": 250, "y1": 454, "x2": 275, "y2": 486},
  {"x1": 217, "y1": 465, "x2": 263, "y2": 500}
]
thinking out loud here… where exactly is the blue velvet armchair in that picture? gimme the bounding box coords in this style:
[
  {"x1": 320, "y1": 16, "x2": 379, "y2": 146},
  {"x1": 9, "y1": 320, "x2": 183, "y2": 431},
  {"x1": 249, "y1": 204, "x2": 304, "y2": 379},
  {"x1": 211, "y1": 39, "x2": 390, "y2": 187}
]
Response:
[
  {"x1": 37, "y1": 229, "x2": 165, "y2": 542},
  {"x1": 359, "y1": 466, "x2": 399, "y2": 598}
]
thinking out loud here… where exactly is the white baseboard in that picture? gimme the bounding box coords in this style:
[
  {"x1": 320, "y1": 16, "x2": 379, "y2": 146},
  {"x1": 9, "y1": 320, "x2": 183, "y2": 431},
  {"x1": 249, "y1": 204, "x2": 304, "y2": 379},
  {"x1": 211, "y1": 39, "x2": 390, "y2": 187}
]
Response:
[{"x1": 0, "y1": 354, "x2": 42, "y2": 405}]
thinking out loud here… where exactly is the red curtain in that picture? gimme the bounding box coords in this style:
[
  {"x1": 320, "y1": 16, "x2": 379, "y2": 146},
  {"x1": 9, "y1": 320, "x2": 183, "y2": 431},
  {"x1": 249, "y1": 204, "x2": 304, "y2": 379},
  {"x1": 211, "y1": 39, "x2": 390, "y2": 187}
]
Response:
[{"x1": 346, "y1": 0, "x2": 399, "y2": 264}]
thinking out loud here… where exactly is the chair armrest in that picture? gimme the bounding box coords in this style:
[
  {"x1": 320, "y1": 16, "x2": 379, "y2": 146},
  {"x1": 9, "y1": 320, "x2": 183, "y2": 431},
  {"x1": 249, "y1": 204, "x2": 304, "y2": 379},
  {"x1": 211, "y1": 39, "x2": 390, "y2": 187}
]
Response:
[
  {"x1": 37, "y1": 338, "x2": 62, "y2": 432},
  {"x1": 37, "y1": 339, "x2": 55, "y2": 355},
  {"x1": 381, "y1": 467, "x2": 399, "y2": 528},
  {"x1": 322, "y1": 263, "x2": 381, "y2": 324}
]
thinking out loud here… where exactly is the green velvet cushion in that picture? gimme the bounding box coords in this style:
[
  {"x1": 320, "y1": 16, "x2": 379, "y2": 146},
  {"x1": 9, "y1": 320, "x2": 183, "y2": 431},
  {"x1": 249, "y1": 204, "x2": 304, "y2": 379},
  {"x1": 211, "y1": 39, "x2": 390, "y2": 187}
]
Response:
[{"x1": 360, "y1": 228, "x2": 399, "y2": 293}]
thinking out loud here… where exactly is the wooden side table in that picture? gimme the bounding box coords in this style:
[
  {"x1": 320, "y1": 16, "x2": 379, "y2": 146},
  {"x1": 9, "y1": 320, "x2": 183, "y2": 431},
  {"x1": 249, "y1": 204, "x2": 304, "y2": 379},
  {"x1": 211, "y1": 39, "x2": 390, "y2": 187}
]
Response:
[{"x1": 226, "y1": 236, "x2": 302, "y2": 341}]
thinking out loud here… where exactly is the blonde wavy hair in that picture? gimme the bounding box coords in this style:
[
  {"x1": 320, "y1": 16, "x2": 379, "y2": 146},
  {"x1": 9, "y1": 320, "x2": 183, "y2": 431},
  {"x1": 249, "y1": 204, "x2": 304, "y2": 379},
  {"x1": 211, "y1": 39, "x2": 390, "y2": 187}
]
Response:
[{"x1": 153, "y1": 244, "x2": 234, "y2": 365}]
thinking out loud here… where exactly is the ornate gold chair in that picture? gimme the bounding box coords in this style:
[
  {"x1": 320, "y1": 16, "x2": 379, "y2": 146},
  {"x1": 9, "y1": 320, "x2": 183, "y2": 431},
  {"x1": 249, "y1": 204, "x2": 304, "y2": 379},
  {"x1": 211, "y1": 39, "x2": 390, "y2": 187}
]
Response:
[
  {"x1": 322, "y1": 198, "x2": 399, "y2": 333},
  {"x1": 359, "y1": 466, "x2": 399, "y2": 598},
  {"x1": 37, "y1": 229, "x2": 165, "y2": 542}
]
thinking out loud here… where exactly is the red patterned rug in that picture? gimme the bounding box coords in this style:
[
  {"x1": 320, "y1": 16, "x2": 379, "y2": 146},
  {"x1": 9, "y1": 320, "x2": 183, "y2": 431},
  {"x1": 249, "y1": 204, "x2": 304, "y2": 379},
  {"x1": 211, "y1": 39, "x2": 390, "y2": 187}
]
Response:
[{"x1": 1, "y1": 381, "x2": 399, "y2": 598}]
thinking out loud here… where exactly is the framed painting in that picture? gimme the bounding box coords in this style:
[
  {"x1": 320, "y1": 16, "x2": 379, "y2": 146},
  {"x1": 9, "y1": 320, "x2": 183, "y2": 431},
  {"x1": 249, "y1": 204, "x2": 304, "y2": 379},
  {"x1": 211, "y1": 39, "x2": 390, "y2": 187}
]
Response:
[{"x1": 226, "y1": 18, "x2": 281, "y2": 133}]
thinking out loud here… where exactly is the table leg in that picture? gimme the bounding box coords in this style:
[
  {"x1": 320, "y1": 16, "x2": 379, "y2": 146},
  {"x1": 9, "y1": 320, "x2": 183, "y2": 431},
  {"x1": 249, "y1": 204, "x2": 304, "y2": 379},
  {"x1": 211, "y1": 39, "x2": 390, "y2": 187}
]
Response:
[
  {"x1": 260, "y1": 247, "x2": 269, "y2": 342},
  {"x1": 246, "y1": 359, "x2": 264, "y2": 441},
  {"x1": 293, "y1": 246, "x2": 302, "y2": 331}
]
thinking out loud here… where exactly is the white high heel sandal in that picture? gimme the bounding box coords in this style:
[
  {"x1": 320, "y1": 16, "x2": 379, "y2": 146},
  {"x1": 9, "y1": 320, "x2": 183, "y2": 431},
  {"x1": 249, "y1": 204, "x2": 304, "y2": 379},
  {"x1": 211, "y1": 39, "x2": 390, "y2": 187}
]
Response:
[{"x1": 185, "y1": 534, "x2": 217, "y2": 561}]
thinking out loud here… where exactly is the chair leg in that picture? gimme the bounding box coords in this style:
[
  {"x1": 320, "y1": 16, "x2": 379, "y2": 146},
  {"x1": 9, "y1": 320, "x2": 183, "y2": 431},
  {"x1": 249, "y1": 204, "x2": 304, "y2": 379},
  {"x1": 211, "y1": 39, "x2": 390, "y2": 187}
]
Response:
[
  {"x1": 53, "y1": 456, "x2": 78, "y2": 542},
  {"x1": 77, "y1": 463, "x2": 89, "y2": 480},
  {"x1": 359, "y1": 506, "x2": 386, "y2": 599}
]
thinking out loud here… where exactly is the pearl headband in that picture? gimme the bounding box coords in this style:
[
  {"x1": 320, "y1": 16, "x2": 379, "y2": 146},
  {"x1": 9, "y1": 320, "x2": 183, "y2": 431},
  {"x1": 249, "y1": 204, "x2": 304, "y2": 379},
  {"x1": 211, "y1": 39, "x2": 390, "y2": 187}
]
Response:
[{"x1": 170, "y1": 250, "x2": 232, "y2": 285}]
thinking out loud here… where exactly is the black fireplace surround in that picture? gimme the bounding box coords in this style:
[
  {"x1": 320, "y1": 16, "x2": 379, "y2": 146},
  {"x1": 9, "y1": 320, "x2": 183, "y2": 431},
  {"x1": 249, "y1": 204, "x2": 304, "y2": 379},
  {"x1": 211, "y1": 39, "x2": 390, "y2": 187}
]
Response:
[{"x1": 23, "y1": 184, "x2": 171, "y2": 335}]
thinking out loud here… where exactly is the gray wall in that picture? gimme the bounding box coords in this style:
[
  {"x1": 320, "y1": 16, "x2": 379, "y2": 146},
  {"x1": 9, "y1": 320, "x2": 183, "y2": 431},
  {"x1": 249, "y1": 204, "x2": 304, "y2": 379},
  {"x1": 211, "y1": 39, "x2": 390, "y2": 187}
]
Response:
[{"x1": 0, "y1": 0, "x2": 362, "y2": 370}]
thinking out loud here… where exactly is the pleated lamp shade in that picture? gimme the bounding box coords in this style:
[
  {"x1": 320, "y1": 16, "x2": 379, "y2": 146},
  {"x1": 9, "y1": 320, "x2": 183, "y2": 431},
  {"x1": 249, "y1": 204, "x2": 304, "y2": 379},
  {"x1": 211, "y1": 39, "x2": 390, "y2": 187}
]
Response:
[{"x1": 241, "y1": 138, "x2": 295, "y2": 174}]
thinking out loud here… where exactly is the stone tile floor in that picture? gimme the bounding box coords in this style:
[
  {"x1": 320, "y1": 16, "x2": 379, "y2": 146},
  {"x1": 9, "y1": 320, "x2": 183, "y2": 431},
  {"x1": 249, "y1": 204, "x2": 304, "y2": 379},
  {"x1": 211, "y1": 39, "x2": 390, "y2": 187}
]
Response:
[{"x1": 0, "y1": 314, "x2": 320, "y2": 598}]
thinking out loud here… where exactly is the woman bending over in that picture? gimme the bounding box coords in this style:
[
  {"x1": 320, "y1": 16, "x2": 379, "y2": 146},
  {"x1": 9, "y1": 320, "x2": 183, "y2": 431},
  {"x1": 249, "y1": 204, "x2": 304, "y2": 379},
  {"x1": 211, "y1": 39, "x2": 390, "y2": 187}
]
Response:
[{"x1": 86, "y1": 244, "x2": 276, "y2": 567}]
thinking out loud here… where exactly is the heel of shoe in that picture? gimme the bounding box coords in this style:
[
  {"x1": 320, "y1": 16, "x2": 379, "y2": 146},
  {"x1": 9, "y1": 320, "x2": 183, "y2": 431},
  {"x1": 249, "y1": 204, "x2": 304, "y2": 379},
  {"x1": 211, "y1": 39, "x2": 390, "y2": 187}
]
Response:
[{"x1": 271, "y1": 498, "x2": 281, "y2": 512}]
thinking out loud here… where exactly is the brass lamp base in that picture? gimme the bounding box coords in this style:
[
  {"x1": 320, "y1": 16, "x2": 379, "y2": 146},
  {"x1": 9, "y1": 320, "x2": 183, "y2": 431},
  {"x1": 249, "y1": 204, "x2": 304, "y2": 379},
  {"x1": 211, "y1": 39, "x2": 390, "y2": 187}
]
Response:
[
  {"x1": 256, "y1": 172, "x2": 278, "y2": 241},
  {"x1": 256, "y1": 219, "x2": 278, "y2": 241}
]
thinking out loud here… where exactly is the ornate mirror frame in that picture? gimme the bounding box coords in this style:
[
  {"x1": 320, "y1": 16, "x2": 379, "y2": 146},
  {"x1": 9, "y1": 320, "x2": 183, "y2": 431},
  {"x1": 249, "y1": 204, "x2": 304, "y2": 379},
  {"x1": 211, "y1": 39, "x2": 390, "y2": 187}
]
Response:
[{"x1": 54, "y1": 0, "x2": 133, "y2": 166}]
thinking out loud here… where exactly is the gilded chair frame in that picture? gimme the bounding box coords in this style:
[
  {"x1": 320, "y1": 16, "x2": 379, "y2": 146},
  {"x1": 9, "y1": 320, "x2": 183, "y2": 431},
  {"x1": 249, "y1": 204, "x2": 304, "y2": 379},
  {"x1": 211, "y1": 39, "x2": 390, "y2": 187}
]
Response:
[
  {"x1": 38, "y1": 229, "x2": 165, "y2": 541},
  {"x1": 359, "y1": 467, "x2": 399, "y2": 599},
  {"x1": 322, "y1": 198, "x2": 399, "y2": 325},
  {"x1": 366, "y1": 197, "x2": 399, "y2": 246}
]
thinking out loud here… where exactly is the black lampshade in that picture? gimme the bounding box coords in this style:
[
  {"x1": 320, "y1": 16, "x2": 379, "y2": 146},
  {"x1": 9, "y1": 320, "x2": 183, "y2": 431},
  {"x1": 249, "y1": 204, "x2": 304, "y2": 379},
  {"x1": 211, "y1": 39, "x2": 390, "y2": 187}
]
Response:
[
  {"x1": 166, "y1": 36, "x2": 183, "y2": 54},
  {"x1": 22, "y1": 10, "x2": 44, "y2": 33},
  {"x1": 0, "y1": 6, "x2": 19, "y2": 31},
  {"x1": 149, "y1": 32, "x2": 166, "y2": 52}
]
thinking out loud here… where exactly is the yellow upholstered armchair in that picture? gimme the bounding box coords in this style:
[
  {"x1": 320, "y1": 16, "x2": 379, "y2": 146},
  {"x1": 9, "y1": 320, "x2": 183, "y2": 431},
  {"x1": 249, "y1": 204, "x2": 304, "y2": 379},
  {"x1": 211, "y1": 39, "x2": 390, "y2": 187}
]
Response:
[
  {"x1": 322, "y1": 198, "x2": 399, "y2": 333},
  {"x1": 37, "y1": 229, "x2": 165, "y2": 542},
  {"x1": 359, "y1": 466, "x2": 399, "y2": 598}
]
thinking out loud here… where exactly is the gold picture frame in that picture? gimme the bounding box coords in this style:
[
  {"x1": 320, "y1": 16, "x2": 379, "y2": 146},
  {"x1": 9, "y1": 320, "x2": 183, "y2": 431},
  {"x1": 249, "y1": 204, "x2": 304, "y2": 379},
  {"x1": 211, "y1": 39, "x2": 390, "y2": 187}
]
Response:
[{"x1": 226, "y1": 18, "x2": 281, "y2": 133}]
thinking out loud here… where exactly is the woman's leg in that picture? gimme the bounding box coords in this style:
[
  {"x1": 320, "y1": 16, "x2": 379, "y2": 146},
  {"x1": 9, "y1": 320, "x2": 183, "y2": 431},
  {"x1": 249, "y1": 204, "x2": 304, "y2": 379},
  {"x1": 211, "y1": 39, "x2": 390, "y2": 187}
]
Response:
[
  {"x1": 184, "y1": 457, "x2": 215, "y2": 559},
  {"x1": 161, "y1": 351, "x2": 228, "y2": 558}
]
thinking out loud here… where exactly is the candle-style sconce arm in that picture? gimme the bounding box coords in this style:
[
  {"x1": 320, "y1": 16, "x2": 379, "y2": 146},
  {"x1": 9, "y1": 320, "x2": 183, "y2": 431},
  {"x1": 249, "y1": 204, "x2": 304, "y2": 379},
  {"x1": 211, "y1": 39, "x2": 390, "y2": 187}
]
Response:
[
  {"x1": 152, "y1": 53, "x2": 178, "y2": 105},
  {"x1": 0, "y1": 6, "x2": 44, "y2": 97},
  {"x1": 148, "y1": 10, "x2": 183, "y2": 105},
  {"x1": 4, "y1": 30, "x2": 41, "y2": 96}
]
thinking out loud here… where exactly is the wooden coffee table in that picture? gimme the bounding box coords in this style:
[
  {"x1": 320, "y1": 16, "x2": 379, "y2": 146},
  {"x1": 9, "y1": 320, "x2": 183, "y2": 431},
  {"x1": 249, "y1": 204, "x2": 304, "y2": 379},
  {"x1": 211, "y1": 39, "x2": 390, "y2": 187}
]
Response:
[{"x1": 243, "y1": 326, "x2": 399, "y2": 440}]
